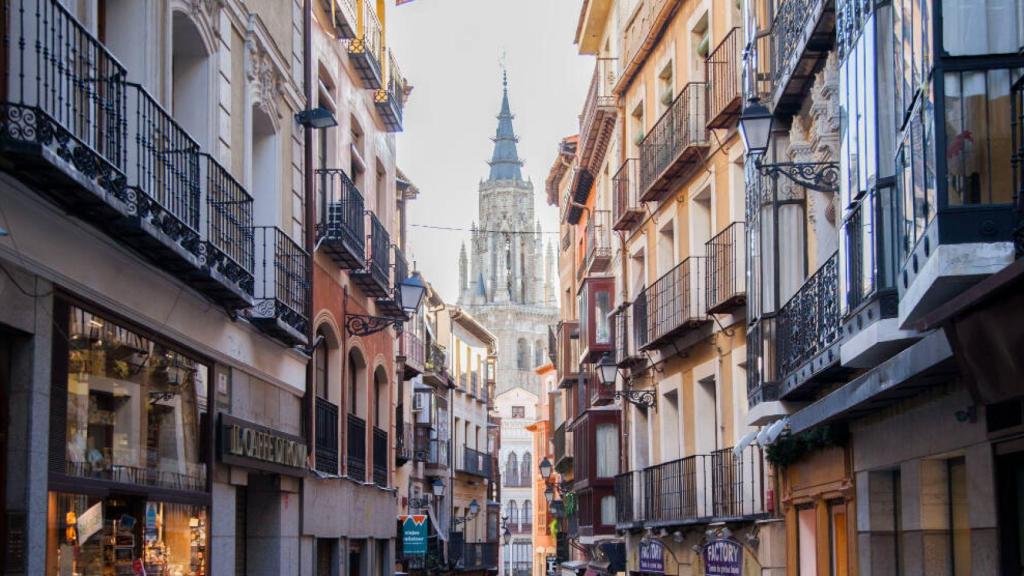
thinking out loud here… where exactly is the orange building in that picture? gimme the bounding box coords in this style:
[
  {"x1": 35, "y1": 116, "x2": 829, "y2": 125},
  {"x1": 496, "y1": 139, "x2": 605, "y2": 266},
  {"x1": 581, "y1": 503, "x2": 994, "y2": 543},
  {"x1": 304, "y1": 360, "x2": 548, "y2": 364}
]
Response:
[{"x1": 527, "y1": 363, "x2": 558, "y2": 576}]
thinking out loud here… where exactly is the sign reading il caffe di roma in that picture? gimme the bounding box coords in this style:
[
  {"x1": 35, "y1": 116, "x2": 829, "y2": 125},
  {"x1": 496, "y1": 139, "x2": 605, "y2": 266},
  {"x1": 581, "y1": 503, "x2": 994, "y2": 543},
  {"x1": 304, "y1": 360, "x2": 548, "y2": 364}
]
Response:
[
  {"x1": 219, "y1": 414, "x2": 307, "y2": 475},
  {"x1": 702, "y1": 538, "x2": 743, "y2": 576}
]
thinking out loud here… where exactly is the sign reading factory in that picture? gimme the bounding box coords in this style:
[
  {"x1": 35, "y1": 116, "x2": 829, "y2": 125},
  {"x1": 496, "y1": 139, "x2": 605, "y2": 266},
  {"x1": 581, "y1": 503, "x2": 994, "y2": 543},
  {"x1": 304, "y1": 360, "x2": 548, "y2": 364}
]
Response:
[
  {"x1": 702, "y1": 537, "x2": 743, "y2": 576},
  {"x1": 638, "y1": 539, "x2": 665, "y2": 574},
  {"x1": 219, "y1": 414, "x2": 307, "y2": 475}
]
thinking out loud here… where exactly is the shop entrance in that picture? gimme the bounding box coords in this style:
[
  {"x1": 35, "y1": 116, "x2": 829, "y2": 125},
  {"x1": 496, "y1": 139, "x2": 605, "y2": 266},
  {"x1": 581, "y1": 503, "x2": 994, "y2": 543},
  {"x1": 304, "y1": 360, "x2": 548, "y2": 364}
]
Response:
[{"x1": 997, "y1": 443, "x2": 1024, "y2": 576}]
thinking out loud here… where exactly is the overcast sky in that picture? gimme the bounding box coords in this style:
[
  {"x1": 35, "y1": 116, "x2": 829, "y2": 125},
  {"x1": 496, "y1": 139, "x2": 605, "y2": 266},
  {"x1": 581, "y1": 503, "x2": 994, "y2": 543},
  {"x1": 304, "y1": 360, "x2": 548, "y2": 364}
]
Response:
[{"x1": 389, "y1": 0, "x2": 591, "y2": 304}]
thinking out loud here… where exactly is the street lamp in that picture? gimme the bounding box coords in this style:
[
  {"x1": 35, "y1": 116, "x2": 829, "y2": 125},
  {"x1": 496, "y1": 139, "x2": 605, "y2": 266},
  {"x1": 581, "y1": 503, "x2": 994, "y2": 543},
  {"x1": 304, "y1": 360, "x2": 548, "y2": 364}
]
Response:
[
  {"x1": 468, "y1": 499, "x2": 480, "y2": 517},
  {"x1": 431, "y1": 478, "x2": 445, "y2": 497},
  {"x1": 503, "y1": 526, "x2": 512, "y2": 546},
  {"x1": 597, "y1": 353, "x2": 618, "y2": 387},
  {"x1": 544, "y1": 485, "x2": 554, "y2": 506},
  {"x1": 738, "y1": 97, "x2": 773, "y2": 156},
  {"x1": 539, "y1": 458, "x2": 553, "y2": 480},
  {"x1": 344, "y1": 273, "x2": 429, "y2": 337},
  {"x1": 399, "y1": 272, "x2": 427, "y2": 314}
]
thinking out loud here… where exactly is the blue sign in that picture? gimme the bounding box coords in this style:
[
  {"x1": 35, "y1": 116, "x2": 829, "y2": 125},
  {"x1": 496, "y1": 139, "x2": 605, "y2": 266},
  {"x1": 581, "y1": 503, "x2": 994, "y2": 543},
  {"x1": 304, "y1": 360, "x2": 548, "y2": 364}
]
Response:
[
  {"x1": 702, "y1": 538, "x2": 743, "y2": 576},
  {"x1": 400, "y1": 515, "x2": 428, "y2": 556},
  {"x1": 638, "y1": 539, "x2": 665, "y2": 573}
]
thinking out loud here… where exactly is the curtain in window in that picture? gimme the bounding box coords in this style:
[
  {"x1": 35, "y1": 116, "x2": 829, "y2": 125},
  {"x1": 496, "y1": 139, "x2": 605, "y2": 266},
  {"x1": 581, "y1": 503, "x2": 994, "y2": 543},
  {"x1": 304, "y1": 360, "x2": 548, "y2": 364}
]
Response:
[
  {"x1": 942, "y1": 0, "x2": 1021, "y2": 55},
  {"x1": 596, "y1": 423, "x2": 620, "y2": 477}
]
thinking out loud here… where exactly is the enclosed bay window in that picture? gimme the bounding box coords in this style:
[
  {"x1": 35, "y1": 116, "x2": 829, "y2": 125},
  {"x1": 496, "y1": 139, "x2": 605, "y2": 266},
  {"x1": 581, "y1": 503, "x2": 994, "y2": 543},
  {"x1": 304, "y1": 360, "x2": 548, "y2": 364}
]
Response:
[{"x1": 595, "y1": 423, "x2": 619, "y2": 478}]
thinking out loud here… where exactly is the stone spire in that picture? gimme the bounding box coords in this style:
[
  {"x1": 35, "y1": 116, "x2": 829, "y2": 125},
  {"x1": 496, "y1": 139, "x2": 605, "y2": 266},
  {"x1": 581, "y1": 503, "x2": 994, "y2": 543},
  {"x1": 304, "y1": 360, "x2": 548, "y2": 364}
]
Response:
[
  {"x1": 459, "y1": 241, "x2": 468, "y2": 297},
  {"x1": 544, "y1": 241, "x2": 555, "y2": 306},
  {"x1": 487, "y1": 72, "x2": 524, "y2": 182}
]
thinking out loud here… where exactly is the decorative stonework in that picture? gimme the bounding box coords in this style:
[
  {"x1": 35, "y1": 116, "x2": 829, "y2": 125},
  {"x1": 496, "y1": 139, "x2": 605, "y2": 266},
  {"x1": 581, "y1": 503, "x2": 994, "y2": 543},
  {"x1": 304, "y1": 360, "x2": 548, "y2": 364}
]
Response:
[{"x1": 246, "y1": 34, "x2": 284, "y2": 126}]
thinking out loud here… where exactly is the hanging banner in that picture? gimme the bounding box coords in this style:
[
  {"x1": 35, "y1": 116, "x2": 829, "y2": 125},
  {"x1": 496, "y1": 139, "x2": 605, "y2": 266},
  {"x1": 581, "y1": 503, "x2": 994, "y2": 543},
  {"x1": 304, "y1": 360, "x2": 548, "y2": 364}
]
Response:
[
  {"x1": 400, "y1": 515, "x2": 428, "y2": 556},
  {"x1": 702, "y1": 537, "x2": 743, "y2": 576},
  {"x1": 638, "y1": 539, "x2": 665, "y2": 574},
  {"x1": 77, "y1": 503, "x2": 103, "y2": 545}
]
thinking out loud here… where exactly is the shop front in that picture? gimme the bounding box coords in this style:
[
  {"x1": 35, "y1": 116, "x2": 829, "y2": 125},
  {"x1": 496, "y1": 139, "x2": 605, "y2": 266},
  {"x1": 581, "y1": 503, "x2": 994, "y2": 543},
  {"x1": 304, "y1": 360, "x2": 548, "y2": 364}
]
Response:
[{"x1": 46, "y1": 300, "x2": 211, "y2": 575}]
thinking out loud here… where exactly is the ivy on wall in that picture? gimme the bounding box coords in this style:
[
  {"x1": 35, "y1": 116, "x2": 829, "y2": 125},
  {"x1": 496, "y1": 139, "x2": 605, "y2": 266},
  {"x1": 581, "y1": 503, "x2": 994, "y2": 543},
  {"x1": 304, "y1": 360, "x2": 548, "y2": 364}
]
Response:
[{"x1": 765, "y1": 424, "x2": 848, "y2": 467}]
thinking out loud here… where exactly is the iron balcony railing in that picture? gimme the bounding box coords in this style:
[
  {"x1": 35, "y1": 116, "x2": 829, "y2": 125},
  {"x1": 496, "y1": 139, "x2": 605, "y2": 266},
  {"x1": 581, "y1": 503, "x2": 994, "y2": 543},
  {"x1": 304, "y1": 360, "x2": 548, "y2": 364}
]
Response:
[
  {"x1": 348, "y1": 0, "x2": 384, "y2": 88},
  {"x1": 372, "y1": 426, "x2": 388, "y2": 486},
  {"x1": 585, "y1": 209, "x2": 612, "y2": 274},
  {"x1": 367, "y1": 212, "x2": 390, "y2": 288},
  {"x1": 842, "y1": 188, "x2": 900, "y2": 314},
  {"x1": 746, "y1": 316, "x2": 779, "y2": 407},
  {"x1": 251, "y1": 226, "x2": 310, "y2": 342},
  {"x1": 768, "y1": 0, "x2": 832, "y2": 106},
  {"x1": 374, "y1": 49, "x2": 405, "y2": 131},
  {"x1": 639, "y1": 82, "x2": 708, "y2": 202},
  {"x1": 458, "y1": 446, "x2": 492, "y2": 479},
  {"x1": 706, "y1": 27, "x2": 743, "y2": 129},
  {"x1": 403, "y1": 329, "x2": 425, "y2": 373},
  {"x1": 396, "y1": 417, "x2": 414, "y2": 464},
  {"x1": 776, "y1": 252, "x2": 840, "y2": 382},
  {"x1": 460, "y1": 542, "x2": 499, "y2": 571},
  {"x1": 706, "y1": 222, "x2": 746, "y2": 313},
  {"x1": 322, "y1": 0, "x2": 358, "y2": 38},
  {"x1": 347, "y1": 413, "x2": 367, "y2": 481},
  {"x1": 578, "y1": 57, "x2": 617, "y2": 169},
  {"x1": 424, "y1": 341, "x2": 447, "y2": 377},
  {"x1": 123, "y1": 82, "x2": 202, "y2": 259},
  {"x1": 316, "y1": 168, "x2": 365, "y2": 269},
  {"x1": 637, "y1": 445, "x2": 768, "y2": 525},
  {"x1": 315, "y1": 397, "x2": 340, "y2": 475},
  {"x1": 634, "y1": 257, "x2": 708, "y2": 350},
  {"x1": 1, "y1": 0, "x2": 128, "y2": 185},
  {"x1": 614, "y1": 470, "x2": 647, "y2": 525},
  {"x1": 612, "y1": 159, "x2": 643, "y2": 231},
  {"x1": 414, "y1": 437, "x2": 449, "y2": 468},
  {"x1": 202, "y1": 154, "x2": 255, "y2": 302}
]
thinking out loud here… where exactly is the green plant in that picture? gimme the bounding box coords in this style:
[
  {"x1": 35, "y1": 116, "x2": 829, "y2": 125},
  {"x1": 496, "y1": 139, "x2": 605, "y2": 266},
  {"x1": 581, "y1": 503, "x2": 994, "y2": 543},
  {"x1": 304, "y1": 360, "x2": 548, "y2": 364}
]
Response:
[{"x1": 765, "y1": 424, "x2": 848, "y2": 467}]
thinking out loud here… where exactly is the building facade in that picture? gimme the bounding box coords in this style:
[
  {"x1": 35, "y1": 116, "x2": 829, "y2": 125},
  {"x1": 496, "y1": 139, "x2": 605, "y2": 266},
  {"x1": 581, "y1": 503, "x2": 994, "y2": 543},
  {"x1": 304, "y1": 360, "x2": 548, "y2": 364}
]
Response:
[
  {"x1": 495, "y1": 386, "x2": 539, "y2": 576},
  {"x1": 0, "y1": 0, "x2": 417, "y2": 574}
]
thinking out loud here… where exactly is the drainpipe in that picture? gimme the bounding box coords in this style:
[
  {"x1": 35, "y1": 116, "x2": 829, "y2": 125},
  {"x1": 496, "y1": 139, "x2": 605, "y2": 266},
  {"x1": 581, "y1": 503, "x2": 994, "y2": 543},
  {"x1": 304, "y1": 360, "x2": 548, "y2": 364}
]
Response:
[{"x1": 301, "y1": 0, "x2": 313, "y2": 572}]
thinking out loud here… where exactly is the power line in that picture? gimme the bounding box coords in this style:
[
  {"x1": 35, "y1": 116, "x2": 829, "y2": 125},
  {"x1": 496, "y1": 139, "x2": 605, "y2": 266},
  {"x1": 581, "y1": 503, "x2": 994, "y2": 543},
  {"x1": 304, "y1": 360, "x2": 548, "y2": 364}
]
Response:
[{"x1": 411, "y1": 223, "x2": 559, "y2": 235}]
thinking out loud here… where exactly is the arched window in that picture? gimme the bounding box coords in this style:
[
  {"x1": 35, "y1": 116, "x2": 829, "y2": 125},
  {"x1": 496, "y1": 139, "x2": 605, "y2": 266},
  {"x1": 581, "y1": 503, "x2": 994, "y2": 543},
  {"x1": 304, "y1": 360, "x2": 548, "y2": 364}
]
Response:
[
  {"x1": 373, "y1": 366, "x2": 388, "y2": 429},
  {"x1": 534, "y1": 339, "x2": 544, "y2": 368},
  {"x1": 520, "y1": 451, "x2": 532, "y2": 486},
  {"x1": 506, "y1": 452, "x2": 519, "y2": 484},
  {"x1": 507, "y1": 500, "x2": 518, "y2": 526},
  {"x1": 517, "y1": 338, "x2": 529, "y2": 370},
  {"x1": 348, "y1": 348, "x2": 366, "y2": 416},
  {"x1": 522, "y1": 500, "x2": 532, "y2": 526}
]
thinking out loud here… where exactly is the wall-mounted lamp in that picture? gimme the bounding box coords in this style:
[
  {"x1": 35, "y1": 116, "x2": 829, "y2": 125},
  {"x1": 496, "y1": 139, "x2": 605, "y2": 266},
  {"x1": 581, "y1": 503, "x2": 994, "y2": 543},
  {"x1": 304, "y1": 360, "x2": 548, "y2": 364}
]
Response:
[{"x1": 295, "y1": 106, "x2": 338, "y2": 129}]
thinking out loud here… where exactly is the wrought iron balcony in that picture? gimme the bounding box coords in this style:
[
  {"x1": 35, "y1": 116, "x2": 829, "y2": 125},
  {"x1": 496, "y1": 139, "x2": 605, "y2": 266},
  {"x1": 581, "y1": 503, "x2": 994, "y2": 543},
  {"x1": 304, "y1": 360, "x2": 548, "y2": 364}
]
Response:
[
  {"x1": 423, "y1": 340, "x2": 448, "y2": 385},
  {"x1": 578, "y1": 57, "x2": 617, "y2": 172},
  {"x1": 614, "y1": 470, "x2": 646, "y2": 527},
  {"x1": 706, "y1": 222, "x2": 746, "y2": 313},
  {"x1": 315, "y1": 397, "x2": 340, "y2": 475},
  {"x1": 458, "y1": 542, "x2": 499, "y2": 571},
  {"x1": 347, "y1": 0, "x2": 384, "y2": 89},
  {"x1": 746, "y1": 317, "x2": 779, "y2": 407},
  {"x1": 613, "y1": 304, "x2": 645, "y2": 368},
  {"x1": 316, "y1": 168, "x2": 365, "y2": 269},
  {"x1": 841, "y1": 188, "x2": 900, "y2": 315},
  {"x1": 563, "y1": 165, "x2": 594, "y2": 225},
  {"x1": 376, "y1": 244, "x2": 407, "y2": 318},
  {"x1": 414, "y1": 437, "x2": 449, "y2": 470},
  {"x1": 636, "y1": 445, "x2": 769, "y2": 526},
  {"x1": 372, "y1": 425, "x2": 388, "y2": 486},
  {"x1": 633, "y1": 257, "x2": 709, "y2": 351},
  {"x1": 250, "y1": 226, "x2": 310, "y2": 346},
  {"x1": 347, "y1": 413, "x2": 367, "y2": 481},
  {"x1": 321, "y1": 0, "x2": 358, "y2": 39},
  {"x1": 396, "y1": 417, "x2": 413, "y2": 465},
  {"x1": 351, "y1": 212, "x2": 390, "y2": 298},
  {"x1": 767, "y1": 0, "x2": 836, "y2": 114},
  {"x1": 585, "y1": 209, "x2": 612, "y2": 274},
  {"x1": 402, "y1": 329, "x2": 425, "y2": 376},
  {"x1": 457, "y1": 446, "x2": 492, "y2": 479},
  {"x1": 776, "y1": 252, "x2": 841, "y2": 398},
  {"x1": 706, "y1": 27, "x2": 743, "y2": 129},
  {"x1": 612, "y1": 158, "x2": 644, "y2": 231},
  {"x1": 201, "y1": 154, "x2": 255, "y2": 308},
  {"x1": 374, "y1": 50, "x2": 406, "y2": 132},
  {"x1": 638, "y1": 82, "x2": 709, "y2": 202}
]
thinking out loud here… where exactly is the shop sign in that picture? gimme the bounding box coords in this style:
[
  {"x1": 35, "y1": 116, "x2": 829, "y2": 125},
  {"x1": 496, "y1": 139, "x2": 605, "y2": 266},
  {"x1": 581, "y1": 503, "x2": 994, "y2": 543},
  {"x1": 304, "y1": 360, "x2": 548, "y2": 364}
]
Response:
[
  {"x1": 547, "y1": 555, "x2": 558, "y2": 576},
  {"x1": 702, "y1": 538, "x2": 743, "y2": 576},
  {"x1": 400, "y1": 515, "x2": 428, "y2": 556},
  {"x1": 219, "y1": 414, "x2": 307, "y2": 475},
  {"x1": 638, "y1": 539, "x2": 665, "y2": 574},
  {"x1": 78, "y1": 502, "x2": 103, "y2": 545}
]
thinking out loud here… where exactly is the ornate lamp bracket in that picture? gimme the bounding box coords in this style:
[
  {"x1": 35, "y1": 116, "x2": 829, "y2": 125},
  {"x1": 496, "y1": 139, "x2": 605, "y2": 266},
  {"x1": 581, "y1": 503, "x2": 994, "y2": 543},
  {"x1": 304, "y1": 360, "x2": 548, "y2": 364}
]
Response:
[
  {"x1": 756, "y1": 160, "x2": 840, "y2": 193},
  {"x1": 614, "y1": 389, "x2": 656, "y2": 409},
  {"x1": 345, "y1": 313, "x2": 404, "y2": 337}
]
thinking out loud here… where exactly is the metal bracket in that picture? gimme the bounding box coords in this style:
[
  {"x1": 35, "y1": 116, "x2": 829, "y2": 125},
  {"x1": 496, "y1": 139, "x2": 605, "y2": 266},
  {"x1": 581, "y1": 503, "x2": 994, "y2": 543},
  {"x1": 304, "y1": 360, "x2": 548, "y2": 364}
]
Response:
[
  {"x1": 345, "y1": 313, "x2": 404, "y2": 337},
  {"x1": 756, "y1": 161, "x2": 840, "y2": 193},
  {"x1": 615, "y1": 389, "x2": 656, "y2": 409}
]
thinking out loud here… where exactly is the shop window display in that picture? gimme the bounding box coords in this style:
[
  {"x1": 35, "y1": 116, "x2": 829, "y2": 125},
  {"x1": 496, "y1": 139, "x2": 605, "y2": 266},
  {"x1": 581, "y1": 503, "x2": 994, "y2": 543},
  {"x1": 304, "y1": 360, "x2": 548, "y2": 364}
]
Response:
[
  {"x1": 64, "y1": 306, "x2": 208, "y2": 490},
  {"x1": 48, "y1": 493, "x2": 207, "y2": 576}
]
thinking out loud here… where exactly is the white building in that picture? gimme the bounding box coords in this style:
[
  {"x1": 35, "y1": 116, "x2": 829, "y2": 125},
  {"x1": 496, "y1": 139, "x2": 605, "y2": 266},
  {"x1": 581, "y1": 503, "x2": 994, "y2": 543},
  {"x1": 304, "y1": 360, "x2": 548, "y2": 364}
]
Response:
[{"x1": 496, "y1": 387, "x2": 540, "y2": 576}]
